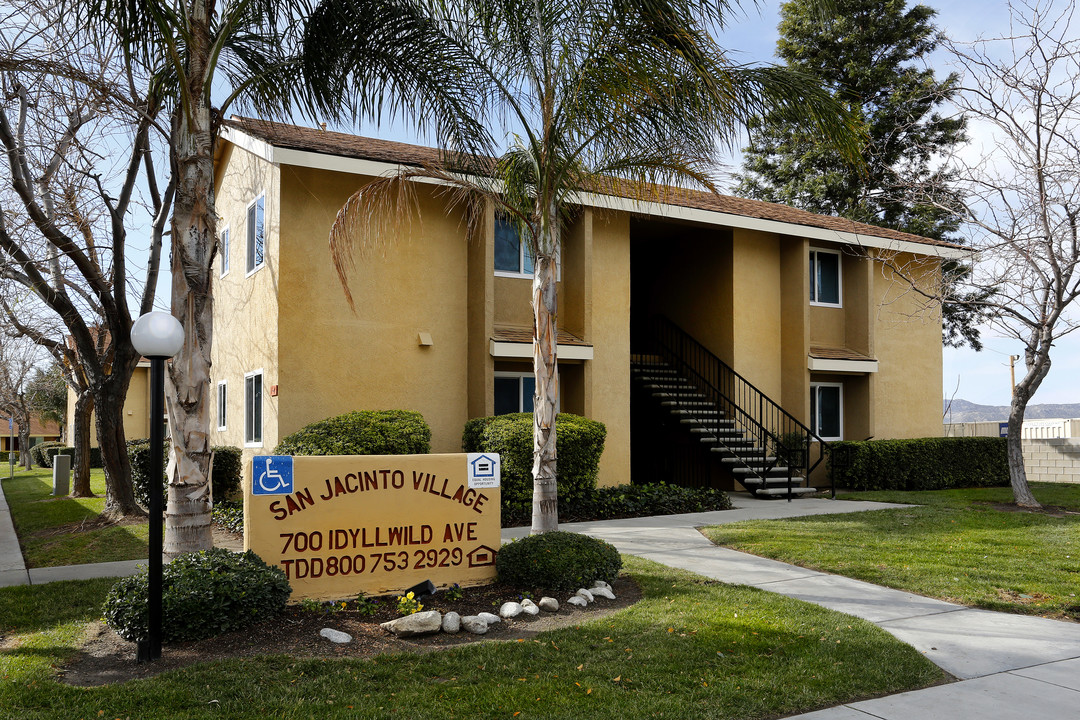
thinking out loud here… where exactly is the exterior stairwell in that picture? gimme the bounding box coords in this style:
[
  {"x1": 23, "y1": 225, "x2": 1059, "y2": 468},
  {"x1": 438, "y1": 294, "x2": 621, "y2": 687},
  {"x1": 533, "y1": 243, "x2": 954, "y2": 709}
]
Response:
[{"x1": 632, "y1": 317, "x2": 833, "y2": 499}]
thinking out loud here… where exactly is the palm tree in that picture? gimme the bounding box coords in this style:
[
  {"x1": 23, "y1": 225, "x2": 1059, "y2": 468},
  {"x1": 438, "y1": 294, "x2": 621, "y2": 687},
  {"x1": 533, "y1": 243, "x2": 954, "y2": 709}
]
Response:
[
  {"x1": 324, "y1": 0, "x2": 858, "y2": 534},
  {"x1": 72, "y1": 0, "x2": 480, "y2": 556}
]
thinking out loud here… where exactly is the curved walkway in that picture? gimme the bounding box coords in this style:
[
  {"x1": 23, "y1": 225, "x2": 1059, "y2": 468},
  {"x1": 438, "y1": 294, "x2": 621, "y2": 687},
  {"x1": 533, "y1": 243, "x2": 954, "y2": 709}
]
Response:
[
  {"x1": 506, "y1": 496, "x2": 1080, "y2": 719},
  {"x1": 4, "y1": 481, "x2": 1080, "y2": 717}
]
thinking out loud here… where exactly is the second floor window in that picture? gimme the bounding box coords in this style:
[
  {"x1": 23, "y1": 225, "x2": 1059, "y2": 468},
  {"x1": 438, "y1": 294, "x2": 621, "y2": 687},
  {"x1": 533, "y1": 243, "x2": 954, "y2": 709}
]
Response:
[
  {"x1": 809, "y1": 248, "x2": 841, "y2": 306},
  {"x1": 247, "y1": 196, "x2": 265, "y2": 273},
  {"x1": 220, "y1": 227, "x2": 230, "y2": 277},
  {"x1": 494, "y1": 215, "x2": 533, "y2": 276}
]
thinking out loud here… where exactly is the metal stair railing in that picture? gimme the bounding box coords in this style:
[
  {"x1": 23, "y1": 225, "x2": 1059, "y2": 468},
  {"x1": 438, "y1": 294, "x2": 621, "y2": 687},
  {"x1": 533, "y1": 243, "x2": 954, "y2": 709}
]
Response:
[{"x1": 647, "y1": 316, "x2": 833, "y2": 499}]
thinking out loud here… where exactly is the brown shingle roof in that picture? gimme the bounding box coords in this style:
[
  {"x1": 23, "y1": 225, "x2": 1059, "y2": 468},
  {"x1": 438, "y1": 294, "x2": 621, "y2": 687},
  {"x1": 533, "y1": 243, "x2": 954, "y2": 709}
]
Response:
[
  {"x1": 809, "y1": 346, "x2": 876, "y2": 362},
  {"x1": 224, "y1": 116, "x2": 959, "y2": 251},
  {"x1": 492, "y1": 327, "x2": 590, "y2": 346}
]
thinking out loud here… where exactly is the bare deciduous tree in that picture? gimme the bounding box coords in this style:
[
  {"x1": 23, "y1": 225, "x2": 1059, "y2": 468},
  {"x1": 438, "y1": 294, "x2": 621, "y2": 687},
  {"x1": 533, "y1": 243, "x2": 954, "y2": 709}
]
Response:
[
  {"x1": 0, "y1": 2, "x2": 171, "y2": 513},
  {"x1": 0, "y1": 335, "x2": 44, "y2": 470},
  {"x1": 943, "y1": 0, "x2": 1080, "y2": 508}
]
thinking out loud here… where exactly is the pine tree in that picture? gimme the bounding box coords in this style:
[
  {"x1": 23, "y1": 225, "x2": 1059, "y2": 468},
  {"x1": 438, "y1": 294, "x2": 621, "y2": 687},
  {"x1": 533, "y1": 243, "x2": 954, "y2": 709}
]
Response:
[{"x1": 736, "y1": 0, "x2": 981, "y2": 347}]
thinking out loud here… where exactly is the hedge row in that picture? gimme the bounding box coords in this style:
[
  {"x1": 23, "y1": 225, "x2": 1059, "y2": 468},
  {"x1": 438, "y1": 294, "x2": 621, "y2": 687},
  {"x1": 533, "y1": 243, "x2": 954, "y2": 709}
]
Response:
[
  {"x1": 27, "y1": 442, "x2": 102, "y2": 469},
  {"x1": 30, "y1": 441, "x2": 64, "y2": 467},
  {"x1": 830, "y1": 436, "x2": 1009, "y2": 491},
  {"x1": 0, "y1": 451, "x2": 18, "y2": 463},
  {"x1": 274, "y1": 410, "x2": 431, "y2": 456}
]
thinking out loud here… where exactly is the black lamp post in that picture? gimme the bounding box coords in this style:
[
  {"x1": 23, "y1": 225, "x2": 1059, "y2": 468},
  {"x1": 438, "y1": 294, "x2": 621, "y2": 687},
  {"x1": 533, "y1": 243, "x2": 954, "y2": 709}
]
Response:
[{"x1": 130, "y1": 311, "x2": 184, "y2": 663}]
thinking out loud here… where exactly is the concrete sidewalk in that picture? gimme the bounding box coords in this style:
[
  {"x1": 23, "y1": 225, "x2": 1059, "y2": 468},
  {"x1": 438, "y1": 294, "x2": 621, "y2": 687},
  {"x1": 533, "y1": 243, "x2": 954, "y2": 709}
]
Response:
[{"x1": 506, "y1": 495, "x2": 1080, "y2": 719}]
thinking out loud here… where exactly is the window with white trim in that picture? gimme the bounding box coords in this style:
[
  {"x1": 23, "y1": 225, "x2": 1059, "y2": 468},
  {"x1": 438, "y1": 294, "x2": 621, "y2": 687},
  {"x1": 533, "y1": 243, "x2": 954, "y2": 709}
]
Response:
[
  {"x1": 220, "y1": 227, "x2": 230, "y2": 277},
  {"x1": 493, "y1": 215, "x2": 561, "y2": 278},
  {"x1": 244, "y1": 371, "x2": 263, "y2": 446},
  {"x1": 216, "y1": 381, "x2": 227, "y2": 431},
  {"x1": 809, "y1": 248, "x2": 842, "y2": 306},
  {"x1": 810, "y1": 382, "x2": 843, "y2": 441},
  {"x1": 494, "y1": 371, "x2": 561, "y2": 415},
  {"x1": 246, "y1": 195, "x2": 265, "y2": 274},
  {"x1": 494, "y1": 215, "x2": 534, "y2": 277}
]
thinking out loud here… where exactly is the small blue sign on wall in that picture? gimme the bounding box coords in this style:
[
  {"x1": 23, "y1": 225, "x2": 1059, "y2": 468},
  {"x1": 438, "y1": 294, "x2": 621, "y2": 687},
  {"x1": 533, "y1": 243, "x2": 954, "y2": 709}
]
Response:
[
  {"x1": 999, "y1": 422, "x2": 1009, "y2": 438},
  {"x1": 253, "y1": 456, "x2": 293, "y2": 495}
]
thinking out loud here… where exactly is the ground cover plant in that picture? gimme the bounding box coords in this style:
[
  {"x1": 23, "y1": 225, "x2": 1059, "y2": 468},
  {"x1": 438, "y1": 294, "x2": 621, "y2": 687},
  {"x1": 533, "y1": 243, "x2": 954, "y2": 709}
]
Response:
[
  {"x1": 0, "y1": 558, "x2": 945, "y2": 719},
  {"x1": 702, "y1": 482, "x2": 1080, "y2": 619},
  {"x1": 2, "y1": 469, "x2": 148, "y2": 567}
]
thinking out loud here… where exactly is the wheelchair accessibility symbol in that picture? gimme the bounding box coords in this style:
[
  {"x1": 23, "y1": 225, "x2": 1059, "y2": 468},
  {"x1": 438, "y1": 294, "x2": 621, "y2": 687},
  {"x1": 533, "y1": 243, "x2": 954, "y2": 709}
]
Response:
[{"x1": 253, "y1": 456, "x2": 293, "y2": 495}]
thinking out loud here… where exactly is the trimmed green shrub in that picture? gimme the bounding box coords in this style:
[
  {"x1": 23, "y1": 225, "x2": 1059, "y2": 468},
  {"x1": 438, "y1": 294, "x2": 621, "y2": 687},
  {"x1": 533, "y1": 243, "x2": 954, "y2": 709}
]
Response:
[
  {"x1": 211, "y1": 446, "x2": 243, "y2": 500},
  {"x1": 564, "y1": 482, "x2": 732, "y2": 522},
  {"x1": 496, "y1": 531, "x2": 621, "y2": 591},
  {"x1": 31, "y1": 441, "x2": 63, "y2": 468},
  {"x1": 89, "y1": 446, "x2": 102, "y2": 468},
  {"x1": 0, "y1": 450, "x2": 18, "y2": 463},
  {"x1": 102, "y1": 548, "x2": 291, "y2": 643},
  {"x1": 213, "y1": 500, "x2": 245, "y2": 534},
  {"x1": 462, "y1": 413, "x2": 606, "y2": 525},
  {"x1": 43, "y1": 446, "x2": 74, "y2": 468},
  {"x1": 830, "y1": 436, "x2": 1009, "y2": 491},
  {"x1": 275, "y1": 410, "x2": 431, "y2": 456},
  {"x1": 129, "y1": 442, "x2": 245, "y2": 509}
]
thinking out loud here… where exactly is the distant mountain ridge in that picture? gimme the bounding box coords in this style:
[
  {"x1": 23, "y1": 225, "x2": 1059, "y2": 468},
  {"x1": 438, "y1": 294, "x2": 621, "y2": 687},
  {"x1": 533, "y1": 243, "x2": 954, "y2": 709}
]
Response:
[{"x1": 944, "y1": 398, "x2": 1080, "y2": 423}]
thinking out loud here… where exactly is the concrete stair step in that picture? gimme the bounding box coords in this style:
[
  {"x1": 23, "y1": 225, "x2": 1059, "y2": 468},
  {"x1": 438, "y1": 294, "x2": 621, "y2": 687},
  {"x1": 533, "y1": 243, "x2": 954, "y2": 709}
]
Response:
[{"x1": 755, "y1": 486, "x2": 820, "y2": 497}]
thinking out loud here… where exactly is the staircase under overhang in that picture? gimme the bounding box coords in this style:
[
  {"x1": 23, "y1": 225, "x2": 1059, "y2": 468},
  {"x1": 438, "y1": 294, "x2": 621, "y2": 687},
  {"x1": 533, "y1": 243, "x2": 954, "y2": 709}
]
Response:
[{"x1": 632, "y1": 318, "x2": 833, "y2": 499}]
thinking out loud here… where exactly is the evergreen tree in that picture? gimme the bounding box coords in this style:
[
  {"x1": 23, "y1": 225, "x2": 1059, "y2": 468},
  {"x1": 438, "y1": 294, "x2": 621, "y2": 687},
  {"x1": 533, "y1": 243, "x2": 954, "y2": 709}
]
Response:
[{"x1": 736, "y1": 0, "x2": 982, "y2": 348}]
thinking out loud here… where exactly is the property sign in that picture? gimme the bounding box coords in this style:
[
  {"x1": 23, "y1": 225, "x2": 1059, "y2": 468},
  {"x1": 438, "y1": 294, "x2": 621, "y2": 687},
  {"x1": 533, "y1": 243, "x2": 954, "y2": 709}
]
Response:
[{"x1": 243, "y1": 453, "x2": 501, "y2": 601}]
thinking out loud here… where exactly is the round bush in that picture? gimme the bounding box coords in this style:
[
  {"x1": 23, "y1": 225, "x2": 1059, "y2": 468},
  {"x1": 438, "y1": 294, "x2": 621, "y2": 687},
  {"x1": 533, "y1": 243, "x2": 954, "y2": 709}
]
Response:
[
  {"x1": 31, "y1": 441, "x2": 63, "y2": 468},
  {"x1": 102, "y1": 548, "x2": 291, "y2": 643},
  {"x1": 274, "y1": 409, "x2": 431, "y2": 456},
  {"x1": 496, "y1": 531, "x2": 621, "y2": 591}
]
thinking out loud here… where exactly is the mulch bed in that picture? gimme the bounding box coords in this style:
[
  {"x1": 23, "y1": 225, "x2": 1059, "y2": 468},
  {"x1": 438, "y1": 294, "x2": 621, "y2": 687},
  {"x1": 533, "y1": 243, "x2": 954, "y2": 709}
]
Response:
[{"x1": 59, "y1": 576, "x2": 641, "y2": 687}]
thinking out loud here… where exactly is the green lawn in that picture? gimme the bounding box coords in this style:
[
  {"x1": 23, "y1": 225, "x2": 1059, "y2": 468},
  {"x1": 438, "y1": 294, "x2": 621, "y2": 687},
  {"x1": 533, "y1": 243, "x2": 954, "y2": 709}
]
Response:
[
  {"x1": 0, "y1": 557, "x2": 945, "y2": 720},
  {"x1": 702, "y1": 483, "x2": 1080, "y2": 619},
  {"x1": 2, "y1": 468, "x2": 148, "y2": 568}
]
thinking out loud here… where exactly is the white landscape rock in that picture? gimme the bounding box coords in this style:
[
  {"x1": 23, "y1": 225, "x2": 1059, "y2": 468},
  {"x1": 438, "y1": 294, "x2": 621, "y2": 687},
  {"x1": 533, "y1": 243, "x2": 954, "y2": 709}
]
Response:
[
  {"x1": 521, "y1": 599, "x2": 540, "y2": 616},
  {"x1": 592, "y1": 580, "x2": 612, "y2": 592},
  {"x1": 477, "y1": 612, "x2": 501, "y2": 625},
  {"x1": 567, "y1": 595, "x2": 588, "y2": 608},
  {"x1": 538, "y1": 597, "x2": 559, "y2": 612},
  {"x1": 461, "y1": 615, "x2": 489, "y2": 634},
  {"x1": 319, "y1": 628, "x2": 353, "y2": 644},
  {"x1": 576, "y1": 588, "x2": 595, "y2": 603},
  {"x1": 442, "y1": 611, "x2": 461, "y2": 634},
  {"x1": 380, "y1": 610, "x2": 443, "y2": 638},
  {"x1": 500, "y1": 601, "x2": 524, "y2": 619},
  {"x1": 591, "y1": 586, "x2": 616, "y2": 600}
]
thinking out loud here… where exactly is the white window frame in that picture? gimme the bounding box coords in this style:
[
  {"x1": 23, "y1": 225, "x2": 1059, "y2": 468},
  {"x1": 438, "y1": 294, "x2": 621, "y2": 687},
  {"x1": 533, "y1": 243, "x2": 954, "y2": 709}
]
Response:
[
  {"x1": 493, "y1": 371, "x2": 561, "y2": 414},
  {"x1": 244, "y1": 370, "x2": 263, "y2": 447},
  {"x1": 246, "y1": 195, "x2": 266, "y2": 276},
  {"x1": 220, "y1": 226, "x2": 230, "y2": 278},
  {"x1": 810, "y1": 382, "x2": 844, "y2": 441},
  {"x1": 216, "y1": 380, "x2": 227, "y2": 431},
  {"x1": 809, "y1": 247, "x2": 843, "y2": 307},
  {"x1": 493, "y1": 216, "x2": 561, "y2": 280}
]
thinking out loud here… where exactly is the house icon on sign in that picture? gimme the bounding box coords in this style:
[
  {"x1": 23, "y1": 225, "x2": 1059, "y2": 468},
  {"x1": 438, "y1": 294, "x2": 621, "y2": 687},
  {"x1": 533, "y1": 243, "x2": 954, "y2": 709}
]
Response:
[
  {"x1": 467, "y1": 545, "x2": 497, "y2": 567},
  {"x1": 470, "y1": 454, "x2": 496, "y2": 478}
]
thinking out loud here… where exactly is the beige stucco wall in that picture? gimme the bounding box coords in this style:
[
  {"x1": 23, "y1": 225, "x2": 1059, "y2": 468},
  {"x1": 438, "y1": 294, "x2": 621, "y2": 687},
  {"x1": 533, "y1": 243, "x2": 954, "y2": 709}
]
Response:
[
  {"x1": 869, "y1": 251, "x2": 943, "y2": 438},
  {"x1": 730, "y1": 228, "x2": 783, "y2": 400},
  {"x1": 66, "y1": 364, "x2": 152, "y2": 447},
  {"x1": 210, "y1": 142, "x2": 281, "y2": 463},
  {"x1": 587, "y1": 210, "x2": 631, "y2": 486},
  {"x1": 275, "y1": 165, "x2": 471, "y2": 456}
]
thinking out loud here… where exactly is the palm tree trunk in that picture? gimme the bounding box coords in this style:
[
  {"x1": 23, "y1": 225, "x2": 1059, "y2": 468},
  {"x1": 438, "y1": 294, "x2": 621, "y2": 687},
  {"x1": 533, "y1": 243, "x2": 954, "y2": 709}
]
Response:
[
  {"x1": 163, "y1": 0, "x2": 216, "y2": 559},
  {"x1": 531, "y1": 250, "x2": 559, "y2": 534},
  {"x1": 70, "y1": 391, "x2": 94, "y2": 497}
]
